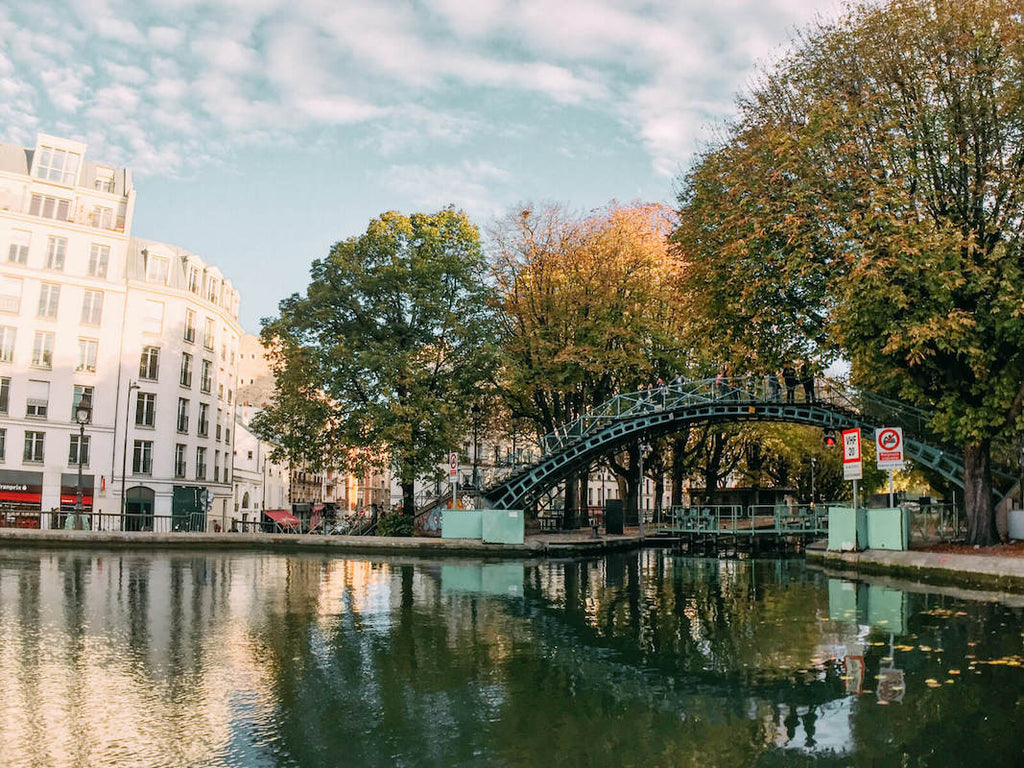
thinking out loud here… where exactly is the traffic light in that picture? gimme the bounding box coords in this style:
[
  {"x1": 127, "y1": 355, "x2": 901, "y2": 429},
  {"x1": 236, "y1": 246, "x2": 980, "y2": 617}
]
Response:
[{"x1": 823, "y1": 428, "x2": 837, "y2": 448}]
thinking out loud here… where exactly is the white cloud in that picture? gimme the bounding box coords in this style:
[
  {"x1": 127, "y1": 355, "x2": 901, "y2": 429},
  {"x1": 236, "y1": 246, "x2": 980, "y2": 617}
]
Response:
[
  {"x1": 380, "y1": 160, "x2": 511, "y2": 218},
  {"x1": 105, "y1": 62, "x2": 148, "y2": 84},
  {"x1": 148, "y1": 25, "x2": 185, "y2": 50}
]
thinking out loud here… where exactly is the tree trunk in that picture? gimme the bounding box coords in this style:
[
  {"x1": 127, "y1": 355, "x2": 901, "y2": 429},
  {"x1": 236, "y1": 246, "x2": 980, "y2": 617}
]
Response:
[
  {"x1": 401, "y1": 480, "x2": 415, "y2": 519},
  {"x1": 562, "y1": 477, "x2": 578, "y2": 530},
  {"x1": 964, "y1": 440, "x2": 998, "y2": 546},
  {"x1": 627, "y1": 442, "x2": 640, "y2": 526},
  {"x1": 579, "y1": 470, "x2": 590, "y2": 526},
  {"x1": 671, "y1": 435, "x2": 686, "y2": 507}
]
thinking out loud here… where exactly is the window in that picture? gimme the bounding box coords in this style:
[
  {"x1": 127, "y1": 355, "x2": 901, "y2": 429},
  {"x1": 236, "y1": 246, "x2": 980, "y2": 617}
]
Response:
[
  {"x1": 81, "y1": 290, "x2": 103, "y2": 325},
  {"x1": 143, "y1": 300, "x2": 164, "y2": 335},
  {"x1": 0, "y1": 376, "x2": 8, "y2": 413},
  {"x1": 0, "y1": 327, "x2": 14, "y2": 363},
  {"x1": 225, "y1": 426, "x2": 230, "y2": 445},
  {"x1": 214, "y1": 450, "x2": 220, "y2": 482},
  {"x1": 216, "y1": 409, "x2": 222, "y2": 441},
  {"x1": 147, "y1": 255, "x2": 169, "y2": 284},
  {"x1": 34, "y1": 145, "x2": 80, "y2": 184},
  {"x1": 88, "y1": 244, "x2": 109, "y2": 277},
  {"x1": 218, "y1": 382, "x2": 224, "y2": 400},
  {"x1": 45, "y1": 237, "x2": 67, "y2": 270},
  {"x1": 200, "y1": 359, "x2": 212, "y2": 393},
  {"x1": 31, "y1": 332, "x2": 54, "y2": 368},
  {"x1": 132, "y1": 440, "x2": 153, "y2": 474},
  {"x1": 8, "y1": 231, "x2": 29, "y2": 264},
  {"x1": 196, "y1": 447, "x2": 207, "y2": 480},
  {"x1": 69, "y1": 434, "x2": 90, "y2": 466},
  {"x1": 95, "y1": 167, "x2": 115, "y2": 193},
  {"x1": 203, "y1": 317, "x2": 215, "y2": 349},
  {"x1": 92, "y1": 206, "x2": 113, "y2": 230},
  {"x1": 38, "y1": 283, "x2": 60, "y2": 318},
  {"x1": 187, "y1": 267, "x2": 200, "y2": 293},
  {"x1": 72, "y1": 385, "x2": 93, "y2": 419},
  {"x1": 0, "y1": 428, "x2": 5, "y2": 461},
  {"x1": 0, "y1": 276, "x2": 22, "y2": 313},
  {"x1": 24, "y1": 431, "x2": 44, "y2": 462},
  {"x1": 221, "y1": 342, "x2": 227, "y2": 361},
  {"x1": 198, "y1": 403, "x2": 209, "y2": 436},
  {"x1": 174, "y1": 444, "x2": 187, "y2": 478},
  {"x1": 180, "y1": 352, "x2": 193, "y2": 387},
  {"x1": 177, "y1": 398, "x2": 189, "y2": 432},
  {"x1": 205, "y1": 277, "x2": 218, "y2": 303},
  {"x1": 29, "y1": 195, "x2": 72, "y2": 221},
  {"x1": 135, "y1": 392, "x2": 156, "y2": 427},
  {"x1": 227, "y1": 388, "x2": 232, "y2": 405},
  {"x1": 77, "y1": 338, "x2": 98, "y2": 373},
  {"x1": 247, "y1": 450, "x2": 253, "y2": 461},
  {"x1": 139, "y1": 346, "x2": 159, "y2": 380},
  {"x1": 184, "y1": 309, "x2": 196, "y2": 343}
]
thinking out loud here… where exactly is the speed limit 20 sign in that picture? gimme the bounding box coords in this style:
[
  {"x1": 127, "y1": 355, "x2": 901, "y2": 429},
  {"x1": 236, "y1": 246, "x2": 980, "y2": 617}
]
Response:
[{"x1": 875, "y1": 427, "x2": 905, "y2": 470}]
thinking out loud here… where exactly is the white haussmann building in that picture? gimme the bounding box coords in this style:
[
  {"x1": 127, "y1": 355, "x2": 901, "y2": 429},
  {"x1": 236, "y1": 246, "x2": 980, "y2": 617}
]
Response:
[{"x1": 0, "y1": 133, "x2": 242, "y2": 530}]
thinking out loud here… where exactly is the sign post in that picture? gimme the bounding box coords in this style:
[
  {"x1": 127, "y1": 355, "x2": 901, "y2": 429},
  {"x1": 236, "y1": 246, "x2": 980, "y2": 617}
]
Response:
[
  {"x1": 842, "y1": 429, "x2": 862, "y2": 510},
  {"x1": 448, "y1": 451, "x2": 459, "y2": 510},
  {"x1": 875, "y1": 427, "x2": 905, "y2": 507}
]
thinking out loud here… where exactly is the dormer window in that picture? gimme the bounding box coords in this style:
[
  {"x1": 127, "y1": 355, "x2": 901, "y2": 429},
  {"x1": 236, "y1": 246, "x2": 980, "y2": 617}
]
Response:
[
  {"x1": 94, "y1": 167, "x2": 115, "y2": 193},
  {"x1": 147, "y1": 256, "x2": 169, "y2": 284},
  {"x1": 34, "y1": 146, "x2": 81, "y2": 186}
]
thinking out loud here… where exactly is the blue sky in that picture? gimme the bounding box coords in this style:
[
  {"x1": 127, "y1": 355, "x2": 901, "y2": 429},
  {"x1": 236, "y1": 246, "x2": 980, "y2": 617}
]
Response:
[{"x1": 1, "y1": 0, "x2": 841, "y2": 332}]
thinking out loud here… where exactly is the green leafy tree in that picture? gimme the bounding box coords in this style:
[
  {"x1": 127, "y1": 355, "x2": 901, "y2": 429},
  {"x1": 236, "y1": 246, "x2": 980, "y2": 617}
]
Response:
[
  {"x1": 675, "y1": 0, "x2": 1024, "y2": 544},
  {"x1": 254, "y1": 208, "x2": 498, "y2": 516}
]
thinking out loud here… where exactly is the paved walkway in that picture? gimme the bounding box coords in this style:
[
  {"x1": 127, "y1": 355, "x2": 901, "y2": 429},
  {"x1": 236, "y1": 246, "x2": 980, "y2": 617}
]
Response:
[
  {"x1": 807, "y1": 542, "x2": 1024, "y2": 592},
  {"x1": 0, "y1": 527, "x2": 642, "y2": 559}
]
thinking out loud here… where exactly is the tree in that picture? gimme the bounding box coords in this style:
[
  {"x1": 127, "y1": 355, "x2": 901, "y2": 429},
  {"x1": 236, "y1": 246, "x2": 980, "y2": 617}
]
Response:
[
  {"x1": 254, "y1": 208, "x2": 498, "y2": 516},
  {"x1": 492, "y1": 202, "x2": 685, "y2": 526},
  {"x1": 675, "y1": 0, "x2": 1024, "y2": 544}
]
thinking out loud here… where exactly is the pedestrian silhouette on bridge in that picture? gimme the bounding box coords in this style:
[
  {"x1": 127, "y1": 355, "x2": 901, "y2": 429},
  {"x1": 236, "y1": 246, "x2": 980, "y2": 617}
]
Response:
[{"x1": 782, "y1": 366, "x2": 798, "y2": 403}]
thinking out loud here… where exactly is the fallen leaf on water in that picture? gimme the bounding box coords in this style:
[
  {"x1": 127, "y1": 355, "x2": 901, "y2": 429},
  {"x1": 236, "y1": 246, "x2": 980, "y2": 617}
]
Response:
[{"x1": 925, "y1": 679, "x2": 941, "y2": 688}]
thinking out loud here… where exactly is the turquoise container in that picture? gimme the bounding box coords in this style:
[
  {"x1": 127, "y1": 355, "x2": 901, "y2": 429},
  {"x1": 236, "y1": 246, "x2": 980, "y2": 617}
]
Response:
[
  {"x1": 481, "y1": 509, "x2": 525, "y2": 545},
  {"x1": 866, "y1": 507, "x2": 910, "y2": 551},
  {"x1": 441, "y1": 509, "x2": 483, "y2": 539},
  {"x1": 827, "y1": 506, "x2": 867, "y2": 551}
]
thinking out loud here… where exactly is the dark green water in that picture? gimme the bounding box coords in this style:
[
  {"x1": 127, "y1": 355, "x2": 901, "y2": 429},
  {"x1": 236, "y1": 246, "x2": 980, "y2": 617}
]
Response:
[{"x1": 1, "y1": 549, "x2": 1023, "y2": 767}]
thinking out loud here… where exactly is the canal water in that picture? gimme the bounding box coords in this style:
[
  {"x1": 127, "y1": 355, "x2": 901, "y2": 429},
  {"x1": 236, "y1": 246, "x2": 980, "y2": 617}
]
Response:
[{"x1": 0, "y1": 549, "x2": 1022, "y2": 767}]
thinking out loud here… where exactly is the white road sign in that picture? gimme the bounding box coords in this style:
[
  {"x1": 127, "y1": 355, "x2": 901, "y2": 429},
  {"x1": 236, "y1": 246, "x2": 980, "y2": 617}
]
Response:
[
  {"x1": 842, "y1": 428, "x2": 863, "y2": 480},
  {"x1": 448, "y1": 451, "x2": 459, "y2": 479},
  {"x1": 875, "y1": 427, "x2": 905, "y2": 470}
]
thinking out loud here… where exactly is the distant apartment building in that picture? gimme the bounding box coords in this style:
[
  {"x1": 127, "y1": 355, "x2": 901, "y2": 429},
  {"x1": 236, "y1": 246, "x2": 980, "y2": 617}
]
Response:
[{"x1": 0, "y1": 133, "x2": 242, "y2": 530}]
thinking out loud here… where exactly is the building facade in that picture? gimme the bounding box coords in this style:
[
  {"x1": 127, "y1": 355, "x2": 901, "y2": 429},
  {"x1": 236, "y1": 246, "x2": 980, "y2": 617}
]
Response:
[{"x1": 0, "y1": 133, "x2": 241, "y2": 530}]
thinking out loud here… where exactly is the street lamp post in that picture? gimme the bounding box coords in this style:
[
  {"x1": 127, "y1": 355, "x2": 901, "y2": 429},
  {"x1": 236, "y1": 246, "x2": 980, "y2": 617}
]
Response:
[
  {"x1": 120, "y1": 381, "x2": 140, "y2": 530},
  {"x1": 810, "y1": 457, "x2": 817, "y2": 508},
  {"x1": 638, "y1": 441, "x2": 651, "y2": 540},
  {"x1": 471, "y1": 404, "x2": 481, "y2": 490},
  {"x1": 73, "y1": 392, "x2": 93, "y2": 530}
]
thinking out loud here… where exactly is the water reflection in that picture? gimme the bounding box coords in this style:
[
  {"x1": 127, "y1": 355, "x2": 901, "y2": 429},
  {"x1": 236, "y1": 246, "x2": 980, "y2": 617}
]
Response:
[{"x1": 0, "y1": 549, "x2": 1022, "y2": 766}]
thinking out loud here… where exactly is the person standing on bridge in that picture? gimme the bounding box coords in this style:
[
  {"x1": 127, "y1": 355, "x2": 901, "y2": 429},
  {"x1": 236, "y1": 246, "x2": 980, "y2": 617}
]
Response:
[
  {"x1": 782, "y1": 366, "x2": 798, "y2": 403},
  {"x1": 767, "y1": 371, "x2": 781, "y2": 402},
  {"x1": 799, "y1": 360, "x2": 815, "y2": 403}
]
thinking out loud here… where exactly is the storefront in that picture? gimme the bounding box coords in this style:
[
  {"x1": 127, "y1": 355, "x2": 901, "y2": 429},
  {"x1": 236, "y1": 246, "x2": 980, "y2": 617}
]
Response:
[
  {"x1": 57, "y1": 473, "x2": 95, "y2": 529},
  {"x1": 172, "y1": 486, "x2": 206, "y2": 532},
  {"x1": 0, "y1": 470, "x2": 44, "y2": 528}
]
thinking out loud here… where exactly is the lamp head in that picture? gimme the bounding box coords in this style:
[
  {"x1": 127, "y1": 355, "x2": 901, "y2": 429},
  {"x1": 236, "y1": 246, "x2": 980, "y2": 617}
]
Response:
[{"x1": 76, "y1": 392, "x2": 93, "y2": 424}]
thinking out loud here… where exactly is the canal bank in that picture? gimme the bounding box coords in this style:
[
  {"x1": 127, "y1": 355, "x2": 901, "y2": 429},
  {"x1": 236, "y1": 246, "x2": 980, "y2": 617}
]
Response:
[
  {"x1": 0, "y1": 527, "x2": 642, "y2": 559},
  {"x1": 807, "y1": 541, "x2": 1024, "y2": 592}
]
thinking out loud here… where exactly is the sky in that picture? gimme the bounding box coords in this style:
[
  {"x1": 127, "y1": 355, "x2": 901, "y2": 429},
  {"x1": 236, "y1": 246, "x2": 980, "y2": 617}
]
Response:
[{"x1": 0, "y1": 0, "x2": 842, "y2": 332}]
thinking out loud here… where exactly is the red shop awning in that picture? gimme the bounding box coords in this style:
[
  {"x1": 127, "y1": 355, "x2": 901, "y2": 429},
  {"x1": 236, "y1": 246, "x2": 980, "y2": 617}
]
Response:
[{"x1": 264, "y1": 510, "x2": 300, "y2": 528}]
